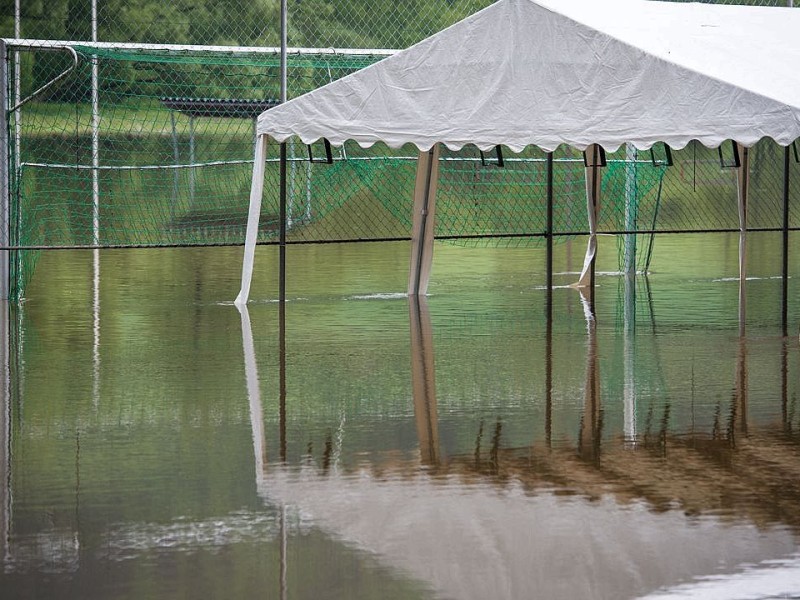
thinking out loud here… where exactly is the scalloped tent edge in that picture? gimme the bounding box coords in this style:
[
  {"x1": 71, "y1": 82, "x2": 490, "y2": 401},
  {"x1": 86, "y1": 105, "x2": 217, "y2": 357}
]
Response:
[
  {"x1": 257, "y1": 134, "x2": 796, "y2": 156},
  {"x1": 235, "y1": 0, "x2": 800, "y2": 306}
]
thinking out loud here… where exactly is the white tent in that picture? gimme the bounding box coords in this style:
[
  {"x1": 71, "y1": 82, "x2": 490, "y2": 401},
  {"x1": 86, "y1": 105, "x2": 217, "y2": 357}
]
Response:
[{"x1": 235, "y1": 0, "x2": 800, "y2": 305}]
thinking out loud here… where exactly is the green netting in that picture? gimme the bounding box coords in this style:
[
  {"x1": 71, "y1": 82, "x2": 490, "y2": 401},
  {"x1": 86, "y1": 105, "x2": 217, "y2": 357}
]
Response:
[
  {"x1": 10, "y1": 47, "x2": 664, "y2": 246},
  {"x1": 16, "y1": 45, "x2": 800, "y2": 301}
]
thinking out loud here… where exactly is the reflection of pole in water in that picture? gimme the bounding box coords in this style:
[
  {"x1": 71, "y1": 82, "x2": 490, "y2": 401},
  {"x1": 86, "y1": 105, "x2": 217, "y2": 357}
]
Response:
[
  {"x1": 279, "y1": 298, "x2": 286, "y2": 463},
  {"x1": 578, "y1": 291, "x2": 602, "y2": 461},
  {"x1": 238, "y1": 299, "x2": 291, "y2": 592},
  {"x1": 92, "y1": 249, "x2": 100, "y2": 408},
  {"x1": 280, "y1": 503, "x2": 287, "y2": 600},
  {"x1": 731, "y1": 336, "x2": 748, "y2": 439},
  {"x1": 409, "y1": 296, "x2": 439, "y2": 465},
  {"x1": 1, "y1": 299, "x2": 9, "y2": 567},
  {"x1": 623, "y1": 274, "x2": 637, "y2": 445},
  {"x1": 237, "y1": 304, "x2": 266, "y2": 480},
  {"x1": 782, "y1": 336, "x2": 789, "y2": 431},
  {"x1": 545, "y1": 294, "x2": 553, "y2": 448}
]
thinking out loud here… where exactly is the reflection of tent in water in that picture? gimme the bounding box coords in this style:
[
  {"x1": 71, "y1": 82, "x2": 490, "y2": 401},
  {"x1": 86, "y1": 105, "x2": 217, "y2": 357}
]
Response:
[
  {"x1": 237, "y1": 299, "x2": 800, "y2": 600},
  {"x1": 236, "y1": 0, "x2": 800, "y2": 306}
]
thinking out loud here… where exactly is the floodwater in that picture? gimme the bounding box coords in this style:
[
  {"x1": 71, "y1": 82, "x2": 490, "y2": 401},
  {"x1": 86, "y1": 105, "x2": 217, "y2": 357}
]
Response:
[{"x1": 2, "y1": 232, "x2": 800, "y2": 599}]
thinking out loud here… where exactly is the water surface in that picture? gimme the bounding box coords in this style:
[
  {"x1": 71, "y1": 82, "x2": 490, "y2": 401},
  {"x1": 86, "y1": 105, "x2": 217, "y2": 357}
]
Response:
[{"x1": 2, "y1": 233, "x2": 800, "y2": 599}]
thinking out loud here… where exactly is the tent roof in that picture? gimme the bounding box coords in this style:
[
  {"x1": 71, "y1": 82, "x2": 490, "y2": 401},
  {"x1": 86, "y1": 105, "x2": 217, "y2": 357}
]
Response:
[{"x1": 256, "y1": 0, "x2": 800, "y2": 153}]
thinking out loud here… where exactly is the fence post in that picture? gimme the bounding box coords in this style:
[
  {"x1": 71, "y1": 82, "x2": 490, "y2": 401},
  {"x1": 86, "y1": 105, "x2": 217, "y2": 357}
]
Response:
[
  {"x1": 782, "y1": 145, "x2": 790, "y2": 336},
  {"x1": 279, "y1": 0, "x2": 287, "y2": 304},
  {"x1": 92, "y1": 0, "x2": 100, "y2": 245},
  {"x1": 1, "y1": 40, "x2": 9, "y2": 301},
  {"x1": 546, "y1": 152, "x2": 553, "y2": 292}
]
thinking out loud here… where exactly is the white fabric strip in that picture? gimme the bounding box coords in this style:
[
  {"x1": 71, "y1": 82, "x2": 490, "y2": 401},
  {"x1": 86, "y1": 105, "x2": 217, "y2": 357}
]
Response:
[{"x1": 235, "y1": 134, "x2": 269, "y2": 306}]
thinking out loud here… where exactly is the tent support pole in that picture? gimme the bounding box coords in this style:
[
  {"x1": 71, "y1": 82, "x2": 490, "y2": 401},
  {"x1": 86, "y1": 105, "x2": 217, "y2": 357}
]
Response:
[
  {"x1": 235, "y1": 134, "x2": 269, "y2": 306},
  {"x1": 782, "y1": 145, "x2": 790, "y2": 337},
  {"x1": 575, "y1": 144, "x2": 602, "y2": 305},
  {"x1": 737, "y1": 143, "x2": 749, "y2": 337},
  {"x1": 623, "y1": 143, "x2": 637, "y2": 275},
  {"x1": 408, "y1": 145, "x2": 440, "y2": 296}
]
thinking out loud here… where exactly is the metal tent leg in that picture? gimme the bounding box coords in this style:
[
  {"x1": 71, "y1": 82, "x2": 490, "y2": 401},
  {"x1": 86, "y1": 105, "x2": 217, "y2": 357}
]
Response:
[
  {"x1": 576, "y1": 144, "x2": 602, "y2": 296},
  {"x1": 737, "y1": 143, "x2": 750, "y2": 336},
  {"x1": 408, "y1": 145, "x2": 441, "y2": 296}
]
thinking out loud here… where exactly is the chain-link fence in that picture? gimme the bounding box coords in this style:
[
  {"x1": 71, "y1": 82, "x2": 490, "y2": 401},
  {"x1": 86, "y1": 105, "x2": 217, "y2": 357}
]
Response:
[
  {"x1": 1, "y1": 1, "x2": 798, "y2": 299},
  {"x1": 1, "y1": 0, "x2": 793, "y2": 50},
  {"x1": 2, "y1": 1, "x2": 496, "y2": 50}
]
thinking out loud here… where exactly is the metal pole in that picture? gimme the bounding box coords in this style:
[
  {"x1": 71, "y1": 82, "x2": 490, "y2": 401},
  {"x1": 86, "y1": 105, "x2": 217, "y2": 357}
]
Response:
[
  {"x1": 546, "y1": 152, "x2": 553, "y2": 291},
  {"x1": 188, "y1": 116, "x2": 195, "y2": 209},
  {"x1": 90, "y1": 1, "x2": 101, "y2": 410},
  {"x1": 11, "y1": 3, "x2": 19, "y2": 301},
  {"x1": 13, "y1": 0, "x2": 20, "y2": 181},
  {"x1": 170, "y1": 112, "x2": 179, "y2": 216},
  {"x1": 279, "y1": 0, "x2": 287, "y2": 304},
  {"x1": 280, "y1": 143, "x2": 286, "y2": 305},
  {"x1": 782, "y1": 145, "x2": 790, "y2": 337},
  {"x1": 281, "y1": 0, "x2": 287, "y2": 104},
  {"x1": 1, "y1": 41, "x2": 9, "y2": 301},
  {"x1": 590, "y1": 146, "x2": 599, "y2": 308},
  {"x1": 737, "y1": 144, "x2": 749, "y2": 337},
  {"x1": 91, "y1": 0, "x2": 99, "y2": 246}
]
